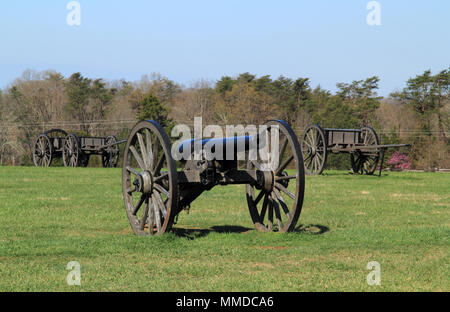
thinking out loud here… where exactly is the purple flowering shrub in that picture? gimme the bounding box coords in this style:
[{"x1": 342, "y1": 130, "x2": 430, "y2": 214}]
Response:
[{"x1": 387, "y1": 151, "x2": 412, "y2": 170}]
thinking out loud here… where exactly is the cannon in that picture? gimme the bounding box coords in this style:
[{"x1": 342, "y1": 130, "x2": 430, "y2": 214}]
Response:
[
  {"x1": 121, "y1": 120, "x2": 305, "y2": 236},
  {"x1": 33, "y1": 129, "x2": 124, "y2": 168},
  {"x1": 300, "y1": 124, "x2": 411, "y2": 176}
]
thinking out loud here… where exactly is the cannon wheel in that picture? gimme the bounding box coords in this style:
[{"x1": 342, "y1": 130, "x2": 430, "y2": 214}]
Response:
[
  {"x1": 122, "y1": 120, "x2": 179, "y2": 236},
  {"x1": 351, "y1": 126, "x2": 380, "y2": 175},
  {"x1": 63, "y1": 134, "x2": 81, "y2": 167},
  {"x1": 102, "y1": 135, "x2": 120, "y2": 168},
  {"x1": 246, "y1": 120, "x2": 305, "y2": 233},
  {"x1": 33, "y1": 134, "x2": 53, "y2": 167},
  {"x1": 301, "y1": 124, "x2": 327, "y2": 175}
]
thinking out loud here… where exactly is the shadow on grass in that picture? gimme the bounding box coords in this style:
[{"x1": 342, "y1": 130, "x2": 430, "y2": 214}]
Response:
[
  {"x1": 172, "y1": 225, "x2": 252, "y2": 240},
  {"x1": 172, "y1": 224, "x2": 329, "y2": 240},
  {"x1": 294, "y1": 224, "x2": 329, "y2": 235}
]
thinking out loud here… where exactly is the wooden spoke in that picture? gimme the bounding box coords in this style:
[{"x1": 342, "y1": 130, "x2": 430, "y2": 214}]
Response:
[
  {"x1": 136, "y1": 133, "x2": 149, "y2": 169},
  {"x1": 303, "y1": 152, "x2": 312, "y2": 162},
  {"x1": 260, "y1": 195, "x2": 269, "y2": 222},
  {"x1": 132, "y1": 194, "x2": 146, "y2": 215},
  {"x1": 152, "y1": 196, "x2": 161, "y2": 233},
  {"x1": 254, "y1": 190, "x2": 265, "y2": 206},
  {"x1": 152, "y1": 136, "x2": 159, "y2": 172},
  {"x1": 302, "y1": 138, "x2": 313, "y2": 149},
  {"x1": 153, "y1": 153, "x2": 165, "y2": 176},
  {"x1": 139, "y1": 198, "x2": 150, "y2": 231},
  {"x1": 154, "y1": 172, "x2": 169, "y2": 183},
  {"x1": 126, "y1": 186, "x2": 137, "y2": 194},
  {"x1": 279, "y1": 137, "x2": 288, "y2": 161},
  {"x1": 276, "y1": 155, "x2": 293, "y2": 175},
  {"x1": 275, "y1": 175, "x2": 297, "y2": 181},
  {"x1": 273, "y1": 189, "x2": 291, "y2": 217},
  {"x1": 148, "y1": 197, "x2": 155, "y2": 233},
  {"x1": 126, "y1": 166, "x2": 141, "y2": 176},
  {"x1": 153, "y1": 190, "x2": 167, "y2": 219},
  {"x1": 129, "y1": 145, "x2": 146, "y2": 170},
  {"x1": 275, "y1": 182, "x2": 296, "y2": 200},
  {"x1": 154, "y1": 184, "x2": 169, "y2": 197},
  {"x1": 267, "y1": 196, "x2": 274, "y2": 231},
  {"x1": 145, "y1": 129, "x2": 154, "y2": 170},
  {"x1": 273, "y1": 199, "x2": 284, "y2": 230}
]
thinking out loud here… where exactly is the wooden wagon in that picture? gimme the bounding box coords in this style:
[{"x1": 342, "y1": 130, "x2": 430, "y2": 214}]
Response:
[
  {"x1": 300, "y1": 125, "x2": 411, "y2": 176},
  {"x1": 33, "y1": 129, "x2": 122, "y2": 168}
]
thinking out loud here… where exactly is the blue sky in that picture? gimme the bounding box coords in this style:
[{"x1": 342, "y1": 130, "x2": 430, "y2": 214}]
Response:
[{"x1": 0, "y1": 0, "x2": 448, "y2": 95}]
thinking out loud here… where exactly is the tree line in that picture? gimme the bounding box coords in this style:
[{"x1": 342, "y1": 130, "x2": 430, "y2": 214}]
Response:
[{"x1": 0, "y1": 68, "x2": 448, "y2": 169}]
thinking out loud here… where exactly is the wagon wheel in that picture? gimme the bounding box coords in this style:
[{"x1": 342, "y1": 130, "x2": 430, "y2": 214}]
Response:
[
  {"x1": 33, "y1": 134, "x2": 53, "y2": 167},
  {"x1": 63, "y1": 134, "x2": 81, "y2": 167},
  {"x1": 102, "y1": 135, "x2": 120, "y2": 168},
  {"x1": 246, "y1": 120, "x2": 305, "y2": 233},
  {"x1": 301, "y1": 124, "x2": 327, "y2": 175},
  {"x1": 351, "y1": 126, "x2": 380, "y2": 175},
  {"x1": 122, "y1": 120, "x2": 179, "y2": 236}
]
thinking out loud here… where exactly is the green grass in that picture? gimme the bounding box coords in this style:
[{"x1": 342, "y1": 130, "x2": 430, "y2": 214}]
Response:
[{"x1": 0, "y1": 166, "x2": 448, "y2": 291}]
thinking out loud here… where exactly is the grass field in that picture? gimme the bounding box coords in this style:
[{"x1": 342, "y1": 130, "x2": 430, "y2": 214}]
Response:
[{"x1": 0, "y1": 166, "x2": 448, "y2": 291}]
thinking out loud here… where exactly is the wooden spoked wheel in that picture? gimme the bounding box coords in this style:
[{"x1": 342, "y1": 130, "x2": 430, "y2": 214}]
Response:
[
  {"x1": 122, "y1": 120, "x2": 178, "y2": 236},
  {"x1": 33, "y1": 135, "x2": 53, "y2": 167},
  {"x1": 301, "y1": 124, "x2": 327, "y2": 175},
  {"x1": 246, "y1": 120, "x2": 305, "y2": 233},
  {"x1": 351, "y1": 126, "x2": 380, "y2": 175},
  {"x1": 102, "y1": 135, "x2": 120, "y2": 168},
  {"x1": 63, "y1": 134, "x2": 81, "y2": 167}
]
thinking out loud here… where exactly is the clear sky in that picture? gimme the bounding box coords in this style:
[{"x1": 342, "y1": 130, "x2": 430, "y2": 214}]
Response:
[{"x1": 0, "y1": 0, "x2": 448, "y2": 96}]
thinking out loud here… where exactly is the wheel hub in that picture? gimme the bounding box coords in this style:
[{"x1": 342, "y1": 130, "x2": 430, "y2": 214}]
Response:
[
  {"x1": 134, "y1": 170, "x2": 153, "y2": 194},
  {"x1": 257, "y1": 170, "x2": 274, "y2": 192}
]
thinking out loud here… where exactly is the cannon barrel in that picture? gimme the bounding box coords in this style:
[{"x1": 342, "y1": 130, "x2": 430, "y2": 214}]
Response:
[{"x1": 177, "y1": 135, "x2": 258, "y2": 159}]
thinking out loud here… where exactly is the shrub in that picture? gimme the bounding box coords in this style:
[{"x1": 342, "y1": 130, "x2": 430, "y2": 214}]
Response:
[{"x1": 387, "y1": 151, "x2": 412, "y2": 170}]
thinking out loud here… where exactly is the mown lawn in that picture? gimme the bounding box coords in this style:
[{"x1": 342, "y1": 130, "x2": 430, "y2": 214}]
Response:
[{"x1": 0, "y1": 166, "x2": 448, "y2": 291}]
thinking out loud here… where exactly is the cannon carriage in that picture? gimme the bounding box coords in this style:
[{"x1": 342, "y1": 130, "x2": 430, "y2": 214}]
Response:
[
  {"x1": 300, "y1": 124, "x2": 411, "y2": 176},
  {"x1": 121, "y1": 120, "x2": 305, "y2": 236},
  {"x1": 33, "y1": 129, "x2": 122, "y2": 168}
]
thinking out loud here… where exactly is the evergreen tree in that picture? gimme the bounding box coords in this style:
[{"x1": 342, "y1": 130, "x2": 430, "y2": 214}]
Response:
[
  {"x1": 337, "y1": 76, "x2": 381, "y2": 126},
  {"x1": 137, "y1": 93, "x2": 173, "y2": 129},
  {"x1": 65, "y1": 72, "x2": 91, "y2": 132}
]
